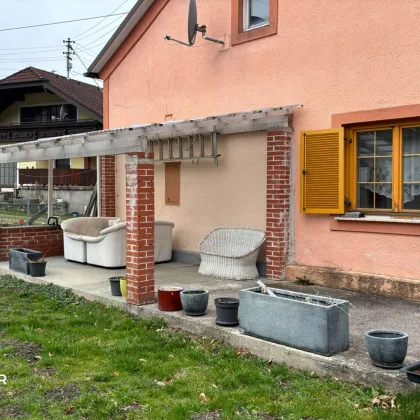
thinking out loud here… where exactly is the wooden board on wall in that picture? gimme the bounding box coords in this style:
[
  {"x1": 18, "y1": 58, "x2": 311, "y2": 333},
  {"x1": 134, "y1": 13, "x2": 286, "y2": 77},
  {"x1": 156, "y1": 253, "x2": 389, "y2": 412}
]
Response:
[{"x1": 165, "y1": 162, "x2": 180, "y2": 205}]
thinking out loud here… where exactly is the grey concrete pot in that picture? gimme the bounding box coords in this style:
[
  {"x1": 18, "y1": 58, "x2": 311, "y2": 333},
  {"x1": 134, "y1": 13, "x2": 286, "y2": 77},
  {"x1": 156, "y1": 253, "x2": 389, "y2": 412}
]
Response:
[
  {"x1": 365, "y1": 329, "x2": 408, "y2": 369},
  {"x1": 180, "y1": 289, "x2": 209, "y2": 316},
  {"x1": 239, "y1": 287, "x2": 349, "y2": 356}
]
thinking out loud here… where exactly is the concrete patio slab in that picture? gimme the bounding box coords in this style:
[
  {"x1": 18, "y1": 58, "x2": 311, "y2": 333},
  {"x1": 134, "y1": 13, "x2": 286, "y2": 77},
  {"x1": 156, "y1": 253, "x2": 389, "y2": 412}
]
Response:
[
  {"x1": 1, "y1": 257, "x2": 419, "y2": 392},
  {"x1": 0, "y1": 258, "x2": 258, "y2": 301}
]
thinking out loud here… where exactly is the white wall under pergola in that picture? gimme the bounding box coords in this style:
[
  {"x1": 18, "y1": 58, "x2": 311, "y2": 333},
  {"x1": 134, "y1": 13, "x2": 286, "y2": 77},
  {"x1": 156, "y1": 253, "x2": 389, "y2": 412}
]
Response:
[{"x1": 0, "y1": 105, "x2": 300, "y2": 305}]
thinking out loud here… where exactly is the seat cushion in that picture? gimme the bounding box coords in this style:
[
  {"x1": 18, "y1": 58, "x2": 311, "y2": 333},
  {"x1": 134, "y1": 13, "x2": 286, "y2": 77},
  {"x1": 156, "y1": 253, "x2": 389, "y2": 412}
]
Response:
[{"x1": 61, "y1": 217, "x2": 118, "y2": 237}]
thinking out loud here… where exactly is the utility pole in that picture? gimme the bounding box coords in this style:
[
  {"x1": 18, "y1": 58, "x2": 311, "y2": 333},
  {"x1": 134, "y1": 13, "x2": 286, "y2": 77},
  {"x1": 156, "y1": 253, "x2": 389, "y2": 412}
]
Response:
[{"x1": 63, "y1": 38, "x2": 75, "y2": 79}]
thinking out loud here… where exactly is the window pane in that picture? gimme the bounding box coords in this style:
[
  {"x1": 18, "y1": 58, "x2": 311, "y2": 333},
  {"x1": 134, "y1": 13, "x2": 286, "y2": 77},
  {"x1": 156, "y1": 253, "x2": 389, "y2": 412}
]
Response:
[
  {"x1": 376, "y1": 158, "x2": 392, "y2": 182},
  {"x1": 375, "y1": 184, "x2": 392, "y2": 209},
  {"x1": 403, "y1": 127, "x2": 420, "y2": 155},
  {"x1": 375, "y1": 130, "x2": 393, "y2": 155},
  {"x1": 358, "y1": 184, "x2": 374, "y2": 208},
  {"x1": 358, "y1": 158, "x2": 373, "y2": 182},
  {"x1": 403, "y1": 156, "x2": 420, "y2": 182},
  {"x1": 357, "y1": 130, "x2": 393, "y2": 209},
  {"x1": 357, "y1": 132, "x2": 374, "y2": 156},
  {"x1": 55, "y1": 159, "x2": 70, "y2": 169},
  {"x1": 249, "y1": 0, "x2": 269, "y2": 28},
  {"x1": 404, "y1": 183, "x2": 420, "y2": 209}
]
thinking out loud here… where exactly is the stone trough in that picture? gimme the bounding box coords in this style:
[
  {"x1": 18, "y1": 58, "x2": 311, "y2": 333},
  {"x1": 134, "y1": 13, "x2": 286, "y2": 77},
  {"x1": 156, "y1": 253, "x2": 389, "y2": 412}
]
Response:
[{"x1": 239, "y1": 286, "x2": 349, "y2": 356}]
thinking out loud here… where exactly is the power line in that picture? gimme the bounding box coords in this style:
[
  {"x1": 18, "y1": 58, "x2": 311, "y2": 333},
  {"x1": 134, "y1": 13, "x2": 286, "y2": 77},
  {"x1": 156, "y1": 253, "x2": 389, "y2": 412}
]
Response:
[
  {"x1": 75, "y1": 14, "x2": 125, "y2": 42},
  {"x1": 78, "y1": 52, "x2": 95, "y2": 61},
  {"x1": 71, "y1": 46, "x2": 102, "y2": 90},
  {"x1": 74, "y1": 0, "x2": 130, "y2": 39},
  {"x1": 0, "y1": 49, "x2": 64, "y2": 56},
  {"x1": 0, "y1": 58, "x2": 62, "y2": 62},
  {"x1": 75, "y1": 45, "x2": 97, "y2": 57},
  {"x1": 81, "y1": 25, "x2": 121, "y2": 48},
  {"x1": 75, "y1": 42, "x2": 105, "y2": 54},
  {"x1": 0, "y1": 12, "x2": 129, "y2": 33},
  {"x1": 0, "y1": 45, "x2": 62, "y2": 51}
]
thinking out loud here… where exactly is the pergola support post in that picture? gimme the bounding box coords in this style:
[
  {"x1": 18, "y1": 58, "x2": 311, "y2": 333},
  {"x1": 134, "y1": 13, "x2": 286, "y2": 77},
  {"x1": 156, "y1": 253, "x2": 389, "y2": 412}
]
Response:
[
  {"x1": 100, "y1": 155, "x2": 116, "y2": 217},
  {"x1": 266, "y1": 131, "x2": 293, "y2": 280},
  {"x1": 47, "y1": 160, "x2": 54, "y2": 219},
  {"x1": 96, "y1": 156, "x2": 102, "y2": 216},
  {"x1": 125, "y1": 152, "x2": 155, "y2": 305}
]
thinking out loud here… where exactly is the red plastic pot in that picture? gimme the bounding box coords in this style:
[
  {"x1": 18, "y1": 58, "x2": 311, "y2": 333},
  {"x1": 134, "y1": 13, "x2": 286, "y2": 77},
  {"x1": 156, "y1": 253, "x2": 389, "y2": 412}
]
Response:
[{"x1": 158, "y1": 286, "x2": 183, "y2": 311}]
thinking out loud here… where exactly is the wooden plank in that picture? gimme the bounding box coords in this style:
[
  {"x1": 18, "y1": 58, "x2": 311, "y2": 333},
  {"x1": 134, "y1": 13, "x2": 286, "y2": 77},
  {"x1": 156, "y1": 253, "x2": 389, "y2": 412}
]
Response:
[{"x1": 165, "y1": 162, "x2": 180, "y2": 205}]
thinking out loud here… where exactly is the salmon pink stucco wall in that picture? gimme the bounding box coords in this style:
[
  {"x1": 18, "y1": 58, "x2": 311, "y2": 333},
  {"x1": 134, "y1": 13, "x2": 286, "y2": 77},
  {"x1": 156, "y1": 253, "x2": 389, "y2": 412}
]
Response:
[{"x1": 104, "y1": 0, "x2": 420, "y2": 280}]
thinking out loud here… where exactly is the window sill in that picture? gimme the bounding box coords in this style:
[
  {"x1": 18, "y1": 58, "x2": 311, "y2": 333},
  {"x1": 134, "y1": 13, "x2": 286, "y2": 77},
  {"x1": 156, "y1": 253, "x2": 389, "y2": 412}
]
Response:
[
  {"x1": 335, "y1": 215, "x2": 420, "y2": 224},
  {"x1": 243, "y1": 22, "x2": 269, "y2": 32},
  {"x1": 231, "y1": 24, "x2": 277, "y2": 45},
  {"x1": 330, "y1": 215, "x2": 420, "y2": 236}
]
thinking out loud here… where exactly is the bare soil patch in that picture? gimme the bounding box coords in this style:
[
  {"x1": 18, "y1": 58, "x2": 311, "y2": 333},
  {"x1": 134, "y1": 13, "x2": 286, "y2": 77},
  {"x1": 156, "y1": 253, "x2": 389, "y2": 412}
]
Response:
[
  {"x1": 44, "y1": 383, "x2": 80, "y2": 402},
  {"x1": 1, "y1": 339, "x2": 42, "y2": 363},
  {"x1": 0, "y1": 405, "x2": 26, "y2": 418}
]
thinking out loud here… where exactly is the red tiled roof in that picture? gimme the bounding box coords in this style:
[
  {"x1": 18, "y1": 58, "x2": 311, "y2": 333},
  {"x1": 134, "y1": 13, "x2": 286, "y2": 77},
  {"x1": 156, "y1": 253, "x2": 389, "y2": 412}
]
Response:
[{"x1": 0, "y1": 67, "x2": 102, "y2": 120}]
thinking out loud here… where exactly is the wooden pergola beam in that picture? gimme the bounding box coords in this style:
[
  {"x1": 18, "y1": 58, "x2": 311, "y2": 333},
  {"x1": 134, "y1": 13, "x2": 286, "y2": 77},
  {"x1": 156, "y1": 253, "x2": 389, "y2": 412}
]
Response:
[{"x1": 0, "y1": 105, "x2": 301, "y2": 163}]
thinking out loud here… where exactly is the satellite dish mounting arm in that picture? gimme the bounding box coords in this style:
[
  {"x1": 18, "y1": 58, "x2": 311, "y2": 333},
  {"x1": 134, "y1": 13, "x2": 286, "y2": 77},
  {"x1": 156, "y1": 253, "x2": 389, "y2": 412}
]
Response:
[
  {"x1": 164, "y1": 34, "x2": 192, "y2": 47},
  {"x1": 196, "y1": 25, "x2": 224, "y2": 45},
  {"x1": 164, "y1": 25, "x2": 224, "y2": 46}
]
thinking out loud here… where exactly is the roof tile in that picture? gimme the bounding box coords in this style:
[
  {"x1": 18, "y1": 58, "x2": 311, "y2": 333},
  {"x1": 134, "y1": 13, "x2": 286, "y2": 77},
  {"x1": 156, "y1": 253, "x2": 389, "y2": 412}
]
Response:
[{"x1": 0, "y1": 67, "x2": 102, "y2": 120}]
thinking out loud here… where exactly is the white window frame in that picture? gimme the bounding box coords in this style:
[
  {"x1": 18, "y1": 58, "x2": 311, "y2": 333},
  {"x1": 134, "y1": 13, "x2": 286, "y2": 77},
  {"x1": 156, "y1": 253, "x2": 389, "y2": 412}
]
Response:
[{"x1": 243, "y1": 0, "x2": 270, "y2": 32}]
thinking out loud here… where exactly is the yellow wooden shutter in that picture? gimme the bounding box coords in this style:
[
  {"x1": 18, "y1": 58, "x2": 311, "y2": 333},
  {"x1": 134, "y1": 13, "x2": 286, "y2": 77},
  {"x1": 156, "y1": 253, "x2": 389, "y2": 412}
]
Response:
[{"x1": 300, "y1": 128, "x2": 345, "y2": 214}]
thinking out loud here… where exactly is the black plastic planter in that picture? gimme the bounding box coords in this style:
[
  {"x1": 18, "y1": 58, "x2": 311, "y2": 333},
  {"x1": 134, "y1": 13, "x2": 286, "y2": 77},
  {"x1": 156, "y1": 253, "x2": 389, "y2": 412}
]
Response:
[
  {"x1": 215, "y1": 297, "x2": 239, "y2": 326},
  {"x1": 109, "y1": 276, "x2": 123, "y2": 296},
  {"x1": 365, "y1": 329, "x2": 408, "y2": 369},
  {"x1": 403, "y1": 361, "x2": 420, "y2": 384},
  {"x1": 29, "y1": 262, "x2": 47, "y2": 277}
]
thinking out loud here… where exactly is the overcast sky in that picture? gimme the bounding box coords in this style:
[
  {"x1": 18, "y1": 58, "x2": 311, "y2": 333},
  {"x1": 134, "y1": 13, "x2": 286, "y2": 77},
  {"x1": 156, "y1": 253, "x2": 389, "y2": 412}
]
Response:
[{"x1": 0, "y1": 0, "x2": 138, "y2": 86}]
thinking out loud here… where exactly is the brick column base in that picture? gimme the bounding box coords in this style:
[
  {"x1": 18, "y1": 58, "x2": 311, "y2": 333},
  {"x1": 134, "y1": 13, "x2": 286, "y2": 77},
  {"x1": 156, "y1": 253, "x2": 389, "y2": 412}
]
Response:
[
  {"x1": 266, "y1": 131, "x2": 292, "y2": 280},
  {"x1": 100, "y1": 155, "x2": 116, "y2": 217},
  {"x1": 125, "y1": 152, "x2": 155, "y2": 305}
]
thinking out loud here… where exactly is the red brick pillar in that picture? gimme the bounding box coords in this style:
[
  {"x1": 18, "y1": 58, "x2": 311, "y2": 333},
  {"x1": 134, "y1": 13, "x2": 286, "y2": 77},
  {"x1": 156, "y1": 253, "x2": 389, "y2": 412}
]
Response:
[
  {"x1": 100, "y1": 155, "x2": 116, "y2": 217},
  {"x1": 125, "y1": 152, "x2": 155, "y2": 305},
  {"x1": 266, "y1": 130, "x2": 292, "y2": 280}
]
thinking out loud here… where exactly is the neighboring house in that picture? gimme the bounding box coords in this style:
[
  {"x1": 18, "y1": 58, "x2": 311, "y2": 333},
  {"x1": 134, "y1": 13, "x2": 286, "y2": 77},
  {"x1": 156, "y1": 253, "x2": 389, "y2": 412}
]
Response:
[
  {"x1": 0, "y1": 67, "x2": 102, "y2": 187},
  {"x1": 86, "y1": 0, "x2": 420, "y2": 300}
]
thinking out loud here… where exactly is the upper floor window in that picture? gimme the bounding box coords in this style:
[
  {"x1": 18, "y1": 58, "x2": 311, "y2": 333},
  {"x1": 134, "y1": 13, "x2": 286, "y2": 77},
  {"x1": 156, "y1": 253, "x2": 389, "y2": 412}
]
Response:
[
  {"x1": 231, "y1": 0, "x2": 278, "y2": 45},
  {"x1": 243, "y1": 0, "x2": 269, "y2": 31},
  {"x1": 20, "y1": 104, "x2": 77, "y2": 124}
]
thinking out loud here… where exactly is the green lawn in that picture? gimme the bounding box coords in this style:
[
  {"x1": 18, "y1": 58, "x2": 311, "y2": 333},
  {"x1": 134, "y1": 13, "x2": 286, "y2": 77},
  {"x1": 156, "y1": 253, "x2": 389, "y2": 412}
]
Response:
[{"x1": 0, "y1": 275, "x2": 419, "y2": 419}]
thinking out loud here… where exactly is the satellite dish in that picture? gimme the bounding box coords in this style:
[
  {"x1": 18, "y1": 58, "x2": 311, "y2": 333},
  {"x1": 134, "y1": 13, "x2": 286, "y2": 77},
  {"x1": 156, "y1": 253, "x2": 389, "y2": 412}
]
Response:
[
  {"x1": 188, "y1": 0, "x2": 198, "y2": 45},
  {"x1": 164, "y1": 0, "x2": 224, "y2": 47},
  {"x1": 59, "y1": 105, "x2": 69, "y2": 121}
]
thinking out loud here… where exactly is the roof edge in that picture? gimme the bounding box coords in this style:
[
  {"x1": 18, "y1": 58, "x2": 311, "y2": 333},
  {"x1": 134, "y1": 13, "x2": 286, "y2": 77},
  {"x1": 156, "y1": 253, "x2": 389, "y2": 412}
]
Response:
[{"x1": 86, "y1": 0, "x2": 154, "y2": 79}]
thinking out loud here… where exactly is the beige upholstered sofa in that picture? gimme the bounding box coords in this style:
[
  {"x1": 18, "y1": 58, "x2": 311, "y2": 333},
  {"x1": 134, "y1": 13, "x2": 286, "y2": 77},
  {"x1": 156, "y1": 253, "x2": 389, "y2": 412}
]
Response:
[{"x1": 61, "y1": 218, "x2": 174, "y2": 267}]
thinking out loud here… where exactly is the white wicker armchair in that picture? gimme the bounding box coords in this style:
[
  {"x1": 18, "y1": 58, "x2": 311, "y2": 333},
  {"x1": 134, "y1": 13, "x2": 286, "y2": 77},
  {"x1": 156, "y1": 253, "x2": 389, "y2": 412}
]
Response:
[{"x1": 198, "y1": 228, "x2": 266, "y2": 280}]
